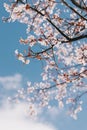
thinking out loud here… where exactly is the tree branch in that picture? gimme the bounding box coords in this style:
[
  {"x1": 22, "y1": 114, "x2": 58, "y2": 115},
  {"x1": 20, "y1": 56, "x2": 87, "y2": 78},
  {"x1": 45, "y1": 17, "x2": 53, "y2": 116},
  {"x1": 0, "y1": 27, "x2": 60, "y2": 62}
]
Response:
[
  {"x1": 71, "y1": 0, "x2": 87, "y2": 10},
  {"x1": 61, "y1": 0, "x2": 87, "y2": 21}
]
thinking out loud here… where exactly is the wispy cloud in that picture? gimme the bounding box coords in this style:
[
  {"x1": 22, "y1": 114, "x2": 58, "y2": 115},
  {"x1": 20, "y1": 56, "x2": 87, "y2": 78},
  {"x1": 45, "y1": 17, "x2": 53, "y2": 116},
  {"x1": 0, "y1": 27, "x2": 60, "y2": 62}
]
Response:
[
  {"x1": 47, "y1": 106, "x2": 60, "y2": 118},
  {"x1": 0, "y1": 74, "x2": 22, "y2": 90},
  {"x1": 0, "y1": 102, "x2": 56, "y2": 130},
  {"x1": 0, "y1": 74, "x2": 59, "y2": 130}
]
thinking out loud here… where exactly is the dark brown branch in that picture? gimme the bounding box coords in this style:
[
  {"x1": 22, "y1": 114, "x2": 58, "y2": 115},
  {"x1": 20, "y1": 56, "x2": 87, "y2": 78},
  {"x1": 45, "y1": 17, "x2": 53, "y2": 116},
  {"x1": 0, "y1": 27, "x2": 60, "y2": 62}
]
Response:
[
  {"x1": 30, "y1": 6, "x2": 71, "y2": 40},
  {"x1": 16, "y1": 0, "x2": 27, "y2": 4},
  {"x1": 71, "y1": 0, "x2": 87, "y2": 10},
  {"x1": 30, "y1": 5, "x2": 87, "y2": 42},
  {"x1": 75, "y1": 91, "x2": 87, "y2": 102},
  {"x1": 64, "y1": 34, "x2": 87, "y2": 43},
  {"x1": 36, "y1": 68, "x2": 87, "y2": 91},
  {"x1": 25, "y1": 33, "x2": 87, "y2": 57},
  {"x1": 7, "y1": 1, "x2": 87, "y2": 43},
  {"x1": 71, "y1": 34, "x2": 87, "y2": 42},
  {"x1": 47, "y1": 18, "x2": 71, "y2": 40},
  {"x1": 61, "y1": 0, "x2": 87, "y2": 21}
]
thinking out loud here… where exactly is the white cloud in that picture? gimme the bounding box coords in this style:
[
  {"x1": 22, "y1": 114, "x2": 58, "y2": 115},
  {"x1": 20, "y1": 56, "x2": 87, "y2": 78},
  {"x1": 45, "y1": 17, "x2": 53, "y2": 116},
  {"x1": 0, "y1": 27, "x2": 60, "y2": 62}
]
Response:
[
  {"x1": 0, "y1": 74, "x2": 58, "y2": 130},
  {"x1": 0, "y1": 102, "x2": 56, "y2": 130},
  {"x1": 47, "y1": 106, "x2": 60, "y2": 118},
  {"x1": 0, "y1": 74, "x2": 22, "y2": 89}
]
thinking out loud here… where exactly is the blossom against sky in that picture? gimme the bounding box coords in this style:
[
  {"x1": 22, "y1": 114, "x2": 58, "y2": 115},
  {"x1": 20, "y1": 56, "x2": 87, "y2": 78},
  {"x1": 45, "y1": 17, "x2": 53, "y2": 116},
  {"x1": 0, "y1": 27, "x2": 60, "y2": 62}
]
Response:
[
  {"x1": 0, "y1": 0, "x2": 87, "y2": 130},
  {"x1": 0, "y1": 74, "x2": 87, "y2": 130}
]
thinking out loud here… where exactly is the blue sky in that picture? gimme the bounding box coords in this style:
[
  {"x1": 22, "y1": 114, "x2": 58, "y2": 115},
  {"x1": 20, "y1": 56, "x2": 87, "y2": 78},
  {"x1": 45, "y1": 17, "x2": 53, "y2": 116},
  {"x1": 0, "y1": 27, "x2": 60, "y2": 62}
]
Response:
[{"x1": 0, "y1": 1, "x2": 87, "y2": 130}]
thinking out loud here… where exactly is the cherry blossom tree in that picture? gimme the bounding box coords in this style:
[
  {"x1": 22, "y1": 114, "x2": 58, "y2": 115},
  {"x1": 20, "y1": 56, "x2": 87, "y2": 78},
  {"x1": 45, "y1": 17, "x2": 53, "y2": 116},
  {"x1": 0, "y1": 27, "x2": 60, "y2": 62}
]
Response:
[{"x1": 3, "y1": 0, "x2": 87, "y2": 119}]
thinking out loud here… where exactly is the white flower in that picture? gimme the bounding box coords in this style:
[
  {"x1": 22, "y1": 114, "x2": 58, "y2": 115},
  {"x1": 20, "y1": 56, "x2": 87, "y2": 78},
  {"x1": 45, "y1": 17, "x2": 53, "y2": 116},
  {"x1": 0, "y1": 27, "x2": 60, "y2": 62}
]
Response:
[
  {"x1": 4, "y1": 3, "x2": 11, "y2": 13},
  {"x1": 71, "y1": 113, "x2": 77, "y2": 120},
  {"x1": 66, "y1": 98, "x2": 74, "y2": 104},
  {"x1": 74, "y1": 105, "x2": 82, "y2": 114},
  {"x1": 84, "y1": 50, "x2": 87, "y2": 57},
  {"x1": 59, "y1": 101, "x2": 64, "y2": 108},
  {"x1": 18, "y1": 55, "x2": 25, "y2": 62},
  {"x1": 25, "y1": 59, "x2": 30, "y2": 64},
  {"x1": 15, "y1": 50, "x2": 30, "y2": 64},
  {"x1": 42, "y1": 73, "x2": 48, "y2": 81},
  {"x1": 15, "y1": 49, "x2": 19, "y2": 55},
  {"x1": 27, "y1": 81, "x2": 31, "y2": 86}
]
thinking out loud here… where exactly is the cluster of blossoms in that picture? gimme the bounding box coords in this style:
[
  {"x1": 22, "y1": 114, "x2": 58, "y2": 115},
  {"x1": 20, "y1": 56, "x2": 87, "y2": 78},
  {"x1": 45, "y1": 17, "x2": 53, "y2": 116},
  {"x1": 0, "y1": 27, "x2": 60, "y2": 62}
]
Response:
[
  {"x1": 15, "y1": 49, "x2": 30, "y2": 64},
  {"x1": 4, "y1": 0, "x2": 87, "y2": 119}
]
